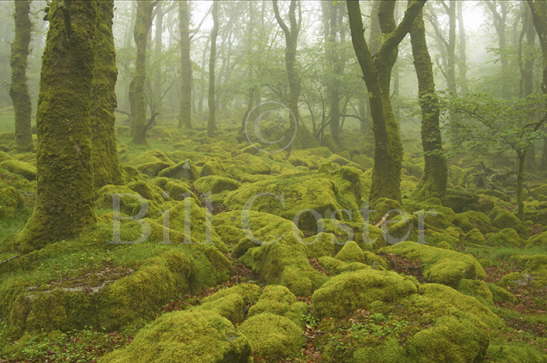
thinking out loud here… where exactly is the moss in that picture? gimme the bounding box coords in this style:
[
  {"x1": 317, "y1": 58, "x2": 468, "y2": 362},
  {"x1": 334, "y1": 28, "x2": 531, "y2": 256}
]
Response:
[
  {"x1": 100, "y1": 310, "x2": 250, "y2": 363},
  {"x1": 238, "y1": 313, "x2": 304, "y2": 361},
  {"x1": 152, "y1": 177, "x2": 195, "y2": 200},
  {"x1": 224, "y1": 173, "x2": 360, "y2": 232},
  {"x1": 457, "y1": 279, "x2": 494, "y2": 305},
  {"x1": 485, "y1": 228, "x2": 524, "y2": 247},
  {"x1": 158, "y1": 160, "x2": 199, "y2": 181},
  {"x1": 408, "y1": 315, "x2": 489, "y2": 363},
  {"x1": 317, "y1": 218, "x2": 384, "y2": 249},
  {"x1": 197, "y1": 283, "x2": 262, "y2": 323},
  {"x1": 194, "y1": 175, "x2": 241, "y2": 195},
  {"x1": 0, "y1": 186, "x2": 23, "y2": 218},
  {"x1": 128, "y1": 180, "x2": 166, "y2": 204},
  {"x1": 317, "y1": 256, "x2": 370, "y2": 275},
  {"x1": 214, "y1": 210, "x2": 326, "y2": 295},
  {"x1": 487, "y1": 343, "x2": 546, "y2": 362},
  {"x1": 487, "y1": 283, "x2": 517, "y2": 304},
  {"x1": 370, "y1": 197, "x2": 401, "y2": 223},
  {"x1": 247, "y1": 285, "x2": 307, "y2": 325},
  {"x1": 0, "y1": 160, "x2": 35, "y2": 181},
  {"x1": 381, "y1": 241, "x2": 486, "y2": 286},
  {"x1": 312, "y1": 269, "x2": 418, "y2": 318},
  {"x1": 526, "y1": 231, "x2": 547, "y2": 248},
  {"x1": 489, "y1": 207, "x2": 525, "y2": 236},
  {"x1": 304, "y1": 232, "x2": 338, "y2": 258},
  {"x1": 442, "y1": 189, "x2": 481, "y2": 213},
  {"x1": 335, "y1": 241, "x2": 365, "y2": 263},
  {"x1": 96, "y1": 184, "x2": 160, "y2": 217},
  {"x1": 465, "y1": 228, "x2": 485, "y2": 244},
  {"x1": 453, "y1": 210, "x2": 493, "y2": 234},
  {"x1": 352, "y1": 337, "x2": 406, "y2": 363}
]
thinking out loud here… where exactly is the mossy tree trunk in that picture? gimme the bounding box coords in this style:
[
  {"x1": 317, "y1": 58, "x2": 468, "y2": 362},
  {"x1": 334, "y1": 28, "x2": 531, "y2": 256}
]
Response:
[
  {"x1": 17, "y1": 0, "x2": 97, "y2": 252},
  {"x1": 179, "y1": 0, "x2": 192, "y2": 129},
  {"x1": 129, "y1": 0, "x2": 155, "y2": 145},
  {"x1": 10, "y1": 0, "x2": 33, "y2": 153},
  {"x1": 347, "y1": 0, "x2": 427, "y2": 203},
  {"x1": 273, "y1": 0, "x2": 302, "y2": 139},
  {"x1": 91, "y1": 0, "x2": 121, "y2": 189},
  {"x1": 410, "y1": 6, "x2": 447, "y2": 199},
  {"x1": 457, "y1": 1, "x2": 468, "y2": 94},
  {"x1": 207, "y1": 0, "x2": 219, "y2": 137},
  {"x1": 521, "y1": 4, "x2": 537, "y2": 169}
]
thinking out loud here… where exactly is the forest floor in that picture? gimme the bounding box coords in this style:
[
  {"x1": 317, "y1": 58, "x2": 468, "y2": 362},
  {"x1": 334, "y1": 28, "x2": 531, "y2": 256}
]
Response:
[{"x1": 0, "y1": 118, "x2": 545, "y2": 362}]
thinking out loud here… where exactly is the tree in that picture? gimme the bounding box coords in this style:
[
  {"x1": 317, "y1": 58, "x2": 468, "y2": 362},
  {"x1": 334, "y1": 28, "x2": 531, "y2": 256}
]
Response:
[
  {"x1": 346, "y1": 0, "x2": 427, "y2": 203},
  {"x1": 129, "y1": 0, "x2": 156, "y2": 144},
  {"x1": 410, "y1": 4, "x2": 447, "y2": 199},
  {"x1": 91, "y1": 0, "x2": 122, "y2": 188},
  {"x1": 527, "y1": 0, "x2": 547, "y2": 170},
  {"x1": 17, "y1": 0, "x2": 98, "y2": 251},
  {"x1": 208, "y1": 0, "x2": 219, "y2": 137},
  {"x1": 179, "y1": 0, "x2": 192, "y2": 129},
  {"x1": 9, "y1": 0, "x2": 33, "y2": 152},
  {"x1": 273, "y1": 0, "x2": 302, "y2": 137}
]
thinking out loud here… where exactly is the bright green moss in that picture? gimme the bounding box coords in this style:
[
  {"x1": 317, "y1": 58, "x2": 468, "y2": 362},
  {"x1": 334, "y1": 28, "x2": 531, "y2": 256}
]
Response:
[
  {"x1": 247, "y1": 285, "x2": 307, "y2": 325},
  {"x1": 100, "y1": 310, "x2": 251, "y2": 363},
  {"x1": 489, "y1": 207, "x2": 525, "y2": 236},
  {"x1": 526, "y1": 231, "x2": 547, "y2": 248},
  {"x1": 96, "y1": 184, "x2": 160, "y2": 217},
  {"x1": 0, "y1": 160, "x2": 35, "y2": 181},
  {"x1": 485, "y1": 228, "x2": 524, "y2": 247},
  {"x1": 304, "y1": 232, "x2": 338, "y2": 258},
  {"x1": 317, "y1": 256, "x2": 370, "y2": 275},
  {"x1": 238, "y1": 313, "x2": 304, "y2": 361},
  {"x1": 380, "y1": 241, "x2": 486, "y2": 286},
  {"x1": 457, "y1": 279, "x2": 494, "y2": 305},
  {"x1": 312, "y1": 269, "x2": 418, "y2": 318},
  {"x1": 465, "y1": 228, "x2": 486, "y2": 244},
  {"x1": 194, "y1": 175, "x2": 241, "y2": 195},
  {"x1": 197, "y1": 283, "x2": 262, "y2": 323},
  {"x1": 453, "y1": 210, "x2": 493, "y2": 234},
  {"x1": 152, "y1": 177, "x2": 195, "y2": 200},
  {"x1": 158, "y1": 160, "x2": 199, "y2": 181},
  {"x1": 487, "y1": 343, "x2": 546, "y2": 362},
  {"x1": 335, "y1": 241, "x2": 365, "y2": 263},
  {"x1": 487, "y1": 283, "x2": 517, "y2": 304},
  {"x1": 0, "y1": 186, "x2": 23, "y2": 218}
]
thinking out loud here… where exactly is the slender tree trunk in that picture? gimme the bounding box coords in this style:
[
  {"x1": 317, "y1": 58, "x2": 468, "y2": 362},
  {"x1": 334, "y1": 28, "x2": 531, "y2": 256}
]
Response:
[
  {"x1": 17, "y1": 0, "x2": 97, "y2": 251},
  {"x1": 410, "y1": 6, "x2": 447, "y2": 199},
  {"x1": 521, "y1": 4, "x2": 537, "y2": 169},
  {"x1": 447, "y1": 1, "x2": 457, "y2": 96},
  {"x1": 179, "y1": 0, "x2": 192, "y2": 129},
  {"x1": 457, "y1": 1, "x2": 468, "y2": 94},
  {"x1": 91, "y1": 0, "x2": 122, "y2": 189},
  {"x1": 129, "y1": 1, "x2": 154, "y2": 144},
  {"x1": 273, "y1": 0, "x2": 302, "y2": 145},
  {"x1": 10, "y1": 0, "x2": 33, "y2": 153},
  {"x1": 516, "y1": 151, "x2": 526, "y2": 219},
  {"x1": 207, "y1": 1, "x2": 219, "y2": 136},
  {"x1": 153, "y1": 4, "x2": 164, "y2": 115}
]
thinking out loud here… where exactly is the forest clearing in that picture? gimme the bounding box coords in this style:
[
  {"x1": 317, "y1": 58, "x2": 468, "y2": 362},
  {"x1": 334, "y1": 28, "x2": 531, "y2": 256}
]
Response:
[{"x1": 0, "y1": 0, "x2": 546, "y2": 362}]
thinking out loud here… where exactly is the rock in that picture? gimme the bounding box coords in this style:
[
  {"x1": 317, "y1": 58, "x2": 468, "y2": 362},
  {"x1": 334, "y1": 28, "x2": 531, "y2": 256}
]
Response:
[
  {"x1": 239, "y1": 313, "x2": 304, "y2": 361},
  {"x1": 380, "y1": 241, "x2": 486, "y2": 286},
  {"x1": 0, "y1": 160, "x2": 36, "y2": 181},
  {"x1": 526, "y1": 231, "x2": 547, "y2": 248},
  {"x1": 158, "y1": 160, "x2": 199, "y2": 181},
  {"x1": 100, "y1": 310, "x2": 251, "y2": 363},
  {"x1": 312, "y1": 269, "x2": 418, "y2": 318},
  {"x1": 247, "y1": 285, "x2": 307, "y2": 325}
]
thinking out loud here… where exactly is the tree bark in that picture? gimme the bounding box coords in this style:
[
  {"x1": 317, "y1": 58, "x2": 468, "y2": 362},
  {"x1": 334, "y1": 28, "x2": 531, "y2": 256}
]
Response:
[
  {"x1": 91, "y1": 0, "x2": 121, "y2": 189},
  {"x1": 17, "y1": 0, "x2": 97, "y2": 251},
  {"x1": 347, "y1": 0, "x2": 426, "y2": 203},
  {"x1": 10, "y1": 0, "x2": 33, "y2": 153},
  {"x1": 410, "y1": 6, "x2": 447, "y2": 199},
  {"x1": 129, "y1": 1, "x2": 154, "y2": 144},
  {"x1": 207, "y1": 0, "x2": 219, "y2": 137},
  {"x1": 179, "y1": 0, "x2": 192, "y2": 129}
]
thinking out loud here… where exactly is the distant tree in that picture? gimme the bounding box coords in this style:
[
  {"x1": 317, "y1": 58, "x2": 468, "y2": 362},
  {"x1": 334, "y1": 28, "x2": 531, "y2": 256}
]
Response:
[
  {"x1": 207, "y1": 0, "x2": 219, "y2": 137},
  {"x1": 179, "y1": 0, "x2": 192, "y2": 129},
  {"x1": 9, "y1": 0, "x2": 33, "y2": 152},
  {"x1": 17, "y1": 0, "x2": 98, "y2": 251},
  {"x1": 346, "y1": 0, "x2": 427, "y2": 203},
  {"x1": 410, "y1": 4, "x2": 447, "y2": 199}
]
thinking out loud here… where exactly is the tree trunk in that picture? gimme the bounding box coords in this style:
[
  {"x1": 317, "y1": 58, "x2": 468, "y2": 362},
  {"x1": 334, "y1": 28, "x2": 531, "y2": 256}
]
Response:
[
  {"x1": 10, "y1": 0, "x2": 33, "y2": 153},
  {"x1": 347, "y1": 0, "x2": 426, "y2": 203},
  {"x1": 516, "y1": 151, "x2": 526, "y2": 219},
  {"x1": 410, "y1": 6, "x2": 447, "y2": 199},
  {"x1": 457, "y1": 1, "x2": 468, "y2": 94},
  {"x1": 179, "y1": 0, "x2": 192, "y2": 129},
  {"x1": 152, "y1": 3, "x2": 164, "y2": 115},
  {"x1": 91, "y1": 0, "x2": 122, "y2": 189},
  {"x1": 17, "y1": 0, "x2": 97, "y2": 251},
  {"x1": 207, "y1": 1, "x2": 219, "y2": 137},
  {"x1": 129, "y1": 1, "x2": 154, "y2": 144}
]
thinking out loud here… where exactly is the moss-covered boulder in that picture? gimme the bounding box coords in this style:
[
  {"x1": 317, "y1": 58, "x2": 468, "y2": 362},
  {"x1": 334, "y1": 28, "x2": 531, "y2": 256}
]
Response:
[
  {"x1": 442, "y1": 189, "x2": 481, "y2": 213},
  {"x1": 312, "y1": 269, "x2": 418, "y2": 318},
  {"x1": 457, "y1": 279, "x2": 494, "y2": 305},
  {"x1": 304, "y1": 232, "x2": 338, "y2": 258},
  {"x1": 247, "y1": 285, "x2": 307, "y2": 325},
  {"x1": 96, "y1": 184, "x2": 160, "y2": 217},
  {"x1": 489, "y1": 207, "x2": 525, "y2": 236},
  {"x1": 239, "y1": 313, "x2": 304, "y2": 361},
  {"x1": 0, "y1": 159, "x2": 36, "y2": 181},
  {"x1": 224, "y1": 172, "x2": 361, "y2": 231},
  {"x1": 485, "y1": 228, "x2": 524, "y2": 247},
  {"x1": 100, "y1": 310, "x2": 251, "y2": 363},
  {"x1": 197, "y1": 284, "x2": 262, "y2": 323},
  {"x1": 317, "y1": 256, "x2": 370, "y2": 275},
  {"x1": 158, "y1": 160, "x2": 199, "y2": 181},
  {"x1": 526, "y1": 231, "x2": 547, "y2": 248},
  {"x1": 194, "y1": 176, "x2": 241, "y2": 195},
  {"x1": 453, "y1": 210, "x2": 494, "y2": 234},
  {"x1": 0, "y1": 185, "x2": 23, "y2": 218},
  {"x1": 380, "y1": 242, "x2": 486, "y2": 286}
]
